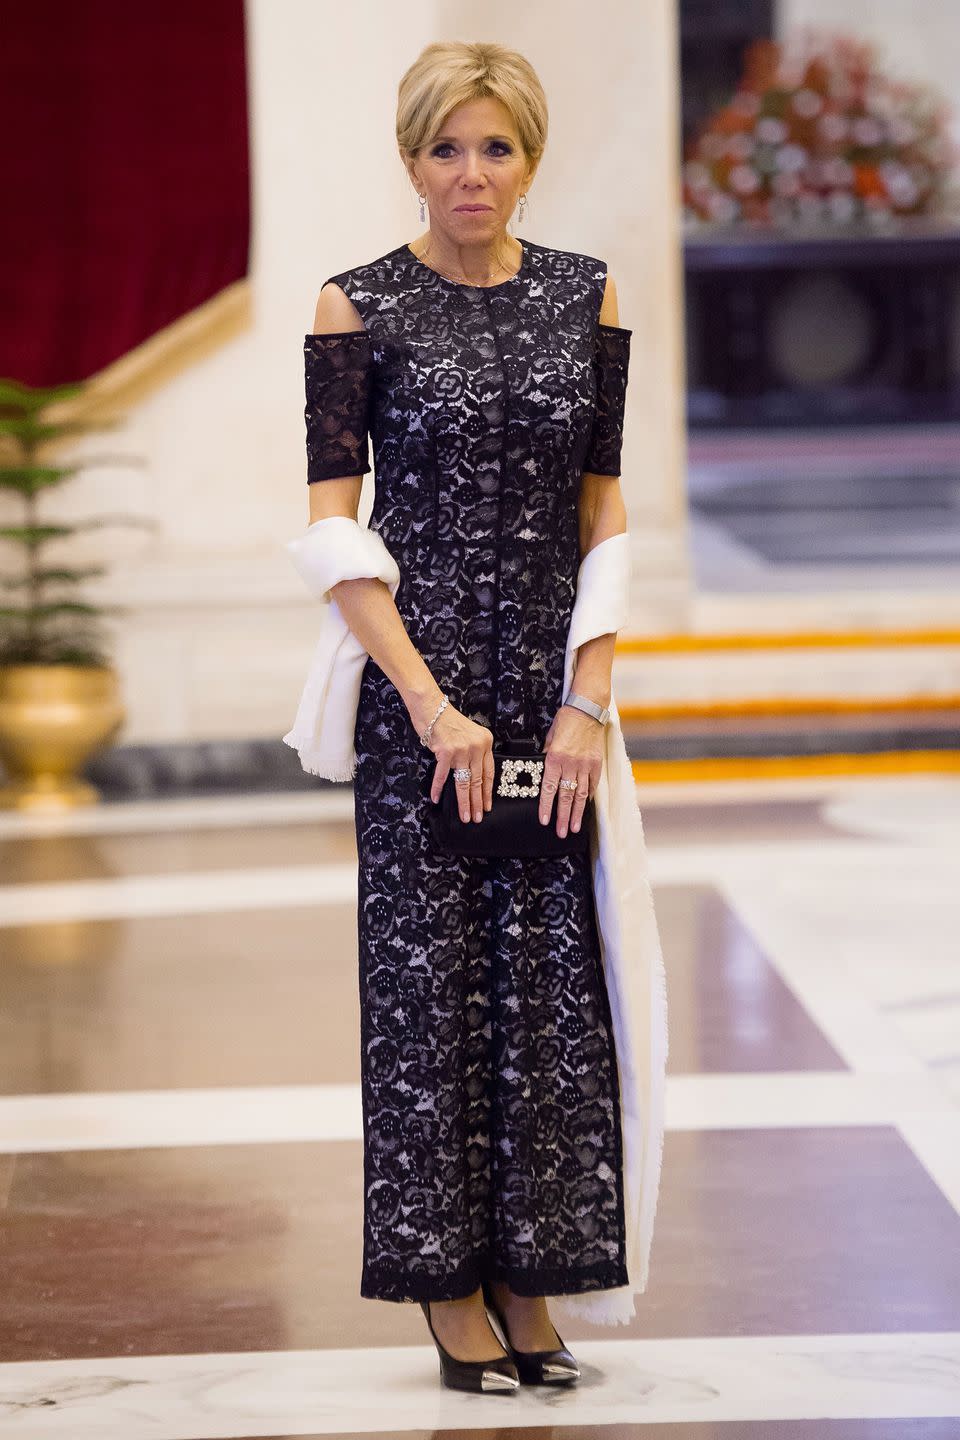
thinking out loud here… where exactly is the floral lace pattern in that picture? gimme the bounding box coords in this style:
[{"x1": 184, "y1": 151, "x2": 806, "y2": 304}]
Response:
[
  {"x1": 306, "y1": 239, "x2": 632, "y2": 1303},
  {"x1": 588, "y1": 325, "x2": 633, "y2": 476},
  {"x1": 304, "y1": 330, "x2": 373, "y2": 482}
]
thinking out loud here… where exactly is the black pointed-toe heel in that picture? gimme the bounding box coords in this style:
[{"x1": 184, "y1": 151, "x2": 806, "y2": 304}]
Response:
[
  {"x1": 419, "y1": 1298, "x2": 520, "y2": 1393},
  {"x1": 480, "y1": 1278, "x2": 581, "y2": 1385}
]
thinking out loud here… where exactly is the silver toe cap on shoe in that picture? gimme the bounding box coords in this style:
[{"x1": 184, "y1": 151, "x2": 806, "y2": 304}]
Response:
[
  {"x1": 481, "y1": 1368, "x2": 521, "y2": 1391},
  {"x1": 541, "y1": 1361, "x2": 581, "y2": 1380}
]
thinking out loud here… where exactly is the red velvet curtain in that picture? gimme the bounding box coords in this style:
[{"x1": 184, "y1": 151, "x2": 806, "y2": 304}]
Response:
[{"x1": 0, "y1": 0, "x2": 250, "y2": 387}]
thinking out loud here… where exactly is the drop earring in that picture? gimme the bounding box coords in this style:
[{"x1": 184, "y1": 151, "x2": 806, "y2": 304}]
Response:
[
  {"x1": 518, "y1": 192, "x2": 527, "y2": 224},
  {"x1": 418, "y1": 193, "x2": 427, "y2": 223}
]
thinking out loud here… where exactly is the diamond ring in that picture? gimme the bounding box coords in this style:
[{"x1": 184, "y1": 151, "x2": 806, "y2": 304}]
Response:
[
  {"x1": 558, "y1": 777, "x2": 578, "y2": 791},
  {"x1": 453, "y1": 766, "x2": 472, "y2": 783}
]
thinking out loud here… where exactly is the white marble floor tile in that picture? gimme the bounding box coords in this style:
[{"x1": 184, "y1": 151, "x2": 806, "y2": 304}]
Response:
[
  {"x1": 712, "y1": 846, "x2": 960, "y2": 1080},
  {"x1": 0, "y1": 864, "x2": 358, "y2": 927},
  {"x1": 0, "y1": 1084, "x2": 363, "y2": 1154},
  {"x1": 0, "y1": 835, "x2": 924, "y2": 928},
  {"x1": 882, "y1": 997, "x2": 960, "y2": 1049},
  {"x1": 0, "y1": 1071, "x2": 952, "y2": 1156},
  {"x1": 0, "y1": 1332, "x2": 957, "y2": 1437},
  {"x1": 894, "y1": 1110, "x2": 960, "y2": 1220},
  {"x1": 0, "y1": 790, "x2": 356, "y2": 841},
  {"x1": 821, "y1": 778, "x2": 960, "y2": 847}
]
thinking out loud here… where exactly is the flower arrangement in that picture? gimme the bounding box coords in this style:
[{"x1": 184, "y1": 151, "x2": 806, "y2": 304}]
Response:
[{"x1": 683, "y1": 30, "x2": 959, "y2": 230}]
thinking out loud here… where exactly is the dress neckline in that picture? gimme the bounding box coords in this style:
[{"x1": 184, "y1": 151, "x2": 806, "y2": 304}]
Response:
[{"x1": 404, "y1": 237, "x2": 526, "y2": 291}]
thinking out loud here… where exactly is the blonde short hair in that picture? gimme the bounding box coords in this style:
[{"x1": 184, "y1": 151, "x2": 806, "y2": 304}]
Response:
[{"x1": 396, "y1": 41, "x2": 548, "y2": 165}]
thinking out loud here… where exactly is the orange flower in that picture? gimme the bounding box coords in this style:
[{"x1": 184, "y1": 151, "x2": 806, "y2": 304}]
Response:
[
  {"x1": 852, "y1": 164, "x2": 885, "y2": 199},
  {"x1": 713, "y1": 105, "x2": 754, "y2": 136},
  {"x1": 742, "y1": 39, "x2": 780, "y2": 93}
]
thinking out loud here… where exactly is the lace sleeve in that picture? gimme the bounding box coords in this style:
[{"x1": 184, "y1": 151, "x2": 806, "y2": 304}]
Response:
[
  {"x1": 304, "y1": 330, "x2": 373, "y2": 482},
  {"x1": 583, "y1": 323, "x2": 632, "y2": 477}
]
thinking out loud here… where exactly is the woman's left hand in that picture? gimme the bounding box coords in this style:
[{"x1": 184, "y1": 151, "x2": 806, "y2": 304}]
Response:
[{"x1": 540, "y1": 704, "x2": 604, "y2": 838}]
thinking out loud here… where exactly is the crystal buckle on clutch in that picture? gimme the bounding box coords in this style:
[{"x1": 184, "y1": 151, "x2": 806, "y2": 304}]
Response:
[{"x1": 497, "y1": 757, "x2": 543, "y2": 798}]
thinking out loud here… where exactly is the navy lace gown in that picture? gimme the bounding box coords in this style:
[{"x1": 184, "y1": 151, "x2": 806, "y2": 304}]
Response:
[{"x1": 303, "y1": 238, "x2": 632, "y2": 1305}]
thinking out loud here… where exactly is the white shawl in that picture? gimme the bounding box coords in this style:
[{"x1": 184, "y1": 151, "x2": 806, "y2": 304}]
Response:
[
  {"x1": 282, "y1": 516, "x2": 401, "y2": 781},
  {"x1": 282, "y1": 517, "x2": 668, "y2": 1326}
]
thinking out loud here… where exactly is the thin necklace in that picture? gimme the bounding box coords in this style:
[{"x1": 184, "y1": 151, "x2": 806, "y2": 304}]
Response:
[{"x1": 416, "y1": 238, "x2": 520, "y2": 287}]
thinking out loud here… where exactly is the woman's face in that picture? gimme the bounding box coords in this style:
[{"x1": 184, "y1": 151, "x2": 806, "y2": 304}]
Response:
[{"x1": 407, "y1": 95, "x2": 536, "y2": 241}]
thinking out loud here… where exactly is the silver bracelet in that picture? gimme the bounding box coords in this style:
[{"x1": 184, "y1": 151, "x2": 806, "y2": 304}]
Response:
[
  {"x1": 562, "y1": 690, "x2": 611, "y2": 726},
  {"x1": 419, "y1": 693, "x2": 448, "y2": 747}
]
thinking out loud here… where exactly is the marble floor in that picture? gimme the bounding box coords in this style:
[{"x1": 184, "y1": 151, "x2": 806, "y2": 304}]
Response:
[
  {"x1": 1, "y1": 775, "x2": 959, "y2": 1437},
  {"x1": 686, "y1": 425, "x2": 960, "y2": 593}
]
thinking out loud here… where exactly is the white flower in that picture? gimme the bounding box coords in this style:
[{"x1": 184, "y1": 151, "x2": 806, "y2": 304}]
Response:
[
  {"x1": 792, "y1": 88, "x2": 823, "y2": 119},
  {"x1": 772, "y1": 171, "x2": 801, "y2": 198},
  {"x1": 776, "y1": 142, "x2": 809, "y2": 174},
  {"x1": 707, "y1": 191, "x2": 739, "y2": 223},
  {"x1": 683, "y1": 161, "x2": 712, "y2": 190},
  {"x1": 729, "y1": 163, "x2": 760, "y2": 195},
  {"x1": 827, "y1": 191, "x2": 857, "y2": 223},
  {"x1": 727, "y1": 132, "x2": 755, "y2": 162},
  {"x1": 819, "y1": 111, "x2": 849, "y2": 144},
  {"x1": 822, "y1": 157, "x2": 855, "y2": 187},
  {"x1": 880, "y1": 162, "x2": 918, "y2": 206},
  {"x1": 796, "y1": 193, "x2": 825, "y2": 223},
  {"x1": 756, "y1": 116, "x2": 788, "y2": 144},
  {"x1": 852, "y1": 116, "x2": 884, "y2": 147}
]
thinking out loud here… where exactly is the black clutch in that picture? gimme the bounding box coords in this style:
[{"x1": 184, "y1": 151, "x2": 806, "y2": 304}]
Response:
[{"x1": 424, "y1": 737, "x2": 592, "y2": 859}]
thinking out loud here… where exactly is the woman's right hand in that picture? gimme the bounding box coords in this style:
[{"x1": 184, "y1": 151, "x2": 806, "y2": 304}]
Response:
[{"x1": 427, "y1": 704, "x2": 494, "y2": 822}]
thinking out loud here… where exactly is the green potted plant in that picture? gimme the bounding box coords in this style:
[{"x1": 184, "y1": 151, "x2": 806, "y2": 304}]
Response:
[{"x1": 0, "y1": 376, "x2": 154, "y2": 812}]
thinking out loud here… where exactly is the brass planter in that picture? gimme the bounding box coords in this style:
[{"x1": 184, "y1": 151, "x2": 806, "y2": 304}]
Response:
[{"x1": 0, "y1": 664, "x2": 125, "y2": 812}]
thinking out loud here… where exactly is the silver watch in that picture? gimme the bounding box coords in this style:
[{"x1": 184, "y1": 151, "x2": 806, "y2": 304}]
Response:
[{"x1": 562, "y1": 690, "x2": 610, "y2": 725}]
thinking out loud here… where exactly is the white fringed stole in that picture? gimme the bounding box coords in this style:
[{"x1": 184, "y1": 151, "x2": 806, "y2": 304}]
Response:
[
  {"x1": 548, "y1": 529, "x2": 669, "y2": 1328},
  {"x1": 282, "y1": 516, "x2": 400, "y2": 781},
  {"x1": 282, "y1": 520, "x2": 668, "y2": 1326}
]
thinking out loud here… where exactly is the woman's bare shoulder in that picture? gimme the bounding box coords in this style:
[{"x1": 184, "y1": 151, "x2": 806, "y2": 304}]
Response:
[
  {"x1": 312, "y1": 281, "x2": 365, "y2": 334},
  {"x1": 598, "y1": 272, "x2": 621, "y2": 327}
]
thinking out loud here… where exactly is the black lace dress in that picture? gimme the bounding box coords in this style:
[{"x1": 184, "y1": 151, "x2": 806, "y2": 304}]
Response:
[{"x1": 304, "y1": 237, "x2": 632, "y2": 1305}]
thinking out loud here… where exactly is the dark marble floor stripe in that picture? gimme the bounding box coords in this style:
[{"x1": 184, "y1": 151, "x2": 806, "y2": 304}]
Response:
[
  {"x1": 0, "y1": 819, "x2": 358, "y2": 887},
  {"x1": 0, "y1": 884, "x2": 843, "y2": 1094},
  {"x1": 2, "y1": 1126, "x2": 957, "y2": 1360},
  {"x1": 0, "y1": 905, "x2": 363, "y2": 1092},
  {"x1": 655, "y1": 884, "x2": 847, "y2": 1073}
]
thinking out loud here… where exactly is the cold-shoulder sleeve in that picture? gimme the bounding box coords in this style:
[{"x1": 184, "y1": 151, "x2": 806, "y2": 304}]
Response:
[
  {"x1": 303, "y1": 330, "x2": 373, "y2": 482},
  {"x1": 583, "y1": 322, "x2": 632, "y2": 477}
]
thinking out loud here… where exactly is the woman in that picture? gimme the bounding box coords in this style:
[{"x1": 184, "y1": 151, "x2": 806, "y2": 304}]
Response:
[{"x1": 286, "y1": 40, "x2": 667, "y2": 1394}]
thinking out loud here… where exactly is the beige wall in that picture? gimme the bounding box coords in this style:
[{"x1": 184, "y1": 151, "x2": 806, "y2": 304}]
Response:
[{"x1": 77, "y1": 0, "x2": 689, "y2": 744}]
